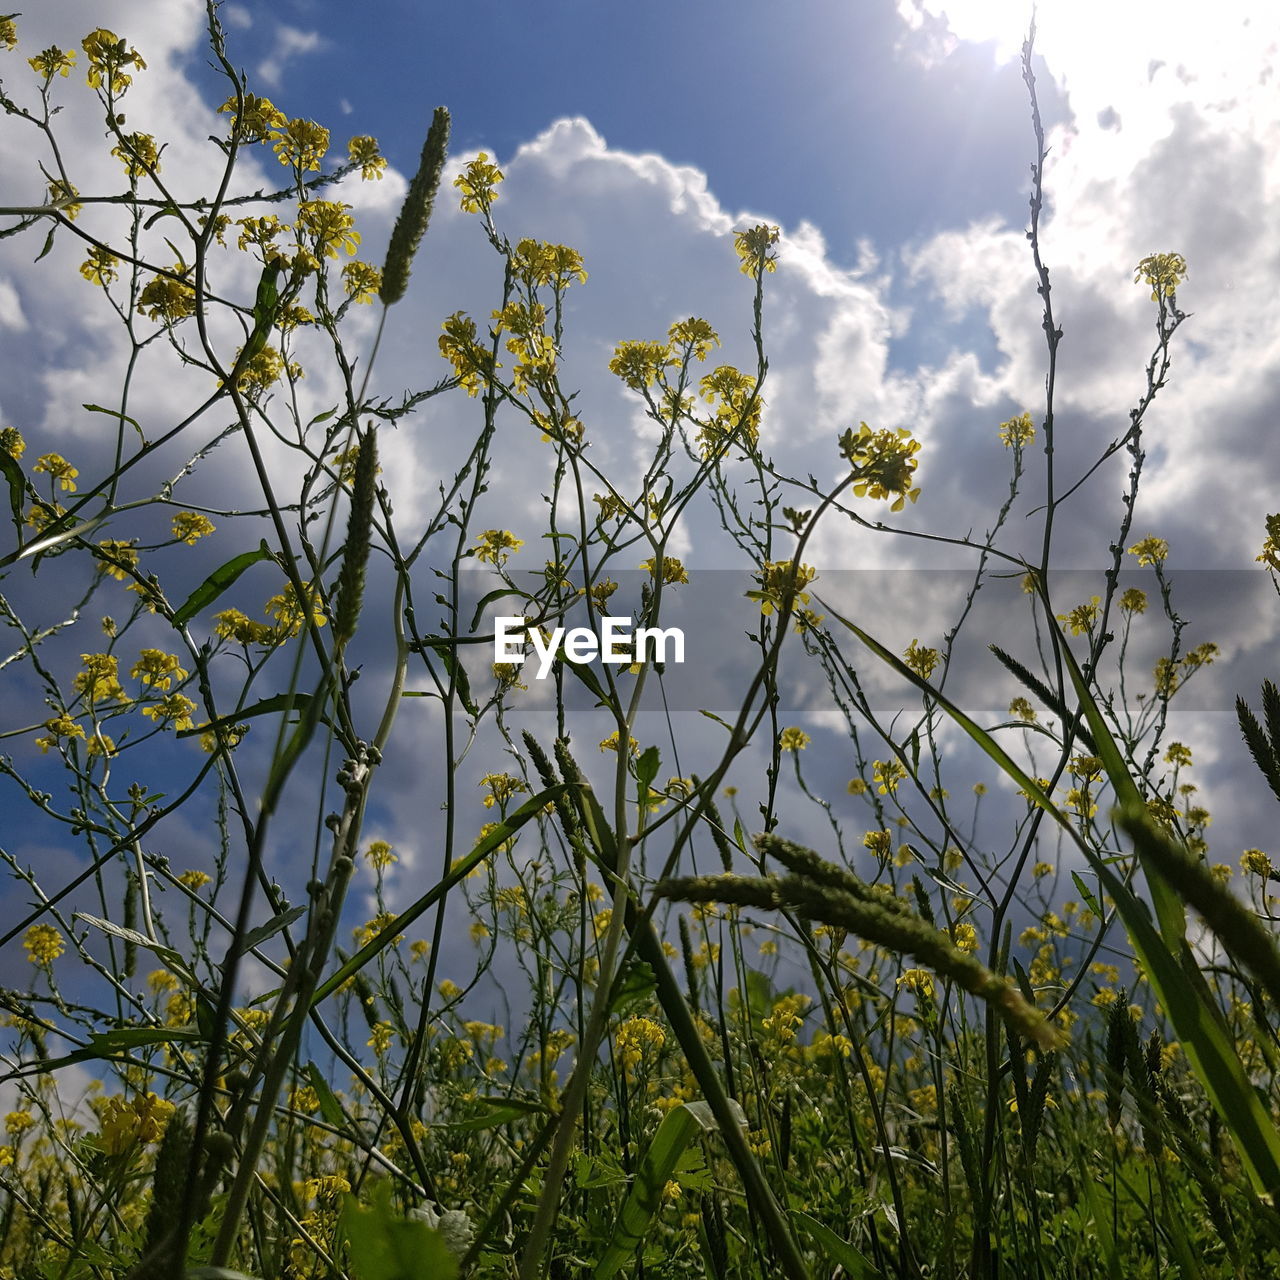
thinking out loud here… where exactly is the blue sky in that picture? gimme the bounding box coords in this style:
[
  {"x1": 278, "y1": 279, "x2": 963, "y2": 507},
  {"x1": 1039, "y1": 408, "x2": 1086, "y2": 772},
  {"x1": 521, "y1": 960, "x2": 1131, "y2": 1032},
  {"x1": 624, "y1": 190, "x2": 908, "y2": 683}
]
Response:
[{"x1": 3, "y1": 0, "x2": 1279, "y2": 1038}]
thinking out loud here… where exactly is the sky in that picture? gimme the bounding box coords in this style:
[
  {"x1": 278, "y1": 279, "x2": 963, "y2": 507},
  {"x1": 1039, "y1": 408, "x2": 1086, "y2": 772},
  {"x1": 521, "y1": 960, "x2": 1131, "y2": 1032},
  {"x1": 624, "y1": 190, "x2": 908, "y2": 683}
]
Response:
[{"x1": 2, "y1": 0, "x2": 1279, "y2": 1029}]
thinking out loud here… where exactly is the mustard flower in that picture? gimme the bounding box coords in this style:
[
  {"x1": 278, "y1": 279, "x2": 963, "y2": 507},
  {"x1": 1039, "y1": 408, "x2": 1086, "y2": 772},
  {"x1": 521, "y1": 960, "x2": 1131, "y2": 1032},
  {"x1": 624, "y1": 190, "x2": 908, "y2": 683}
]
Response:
[
  {"x1": 733, "y1": 223, "x2": 780, "y2": 278},
  {"x1": 1242, "y1": 849, "x2": 1274, "y2": 878},
  {"x1": 138, "y1": 274, "x2": 196, "y2": 322},
  {"x1": 473, "y1": 528, "x2": 523, "y2": 567},
  {"x1": 511, "y1": 238, "x2": 587, "y2": 289},
  {"x1": 609, "y1": 339, "x2": 674, "y2": 391},
  {"x1": 110, "y1": 131, "x2": 159, "y2": 179},
  {"x1": 479, "y1": 772, "x2": 527, "y2": 808},
  {"x1": 74, "y1": 653, "x2": 127, "y2": 704},
  {"x1": 264, "y1": 581, "x2": 327, "y2": 637},
  {"x1": 171, "y1": 511, "x2": 215, "y2": 544},
  {"x1": 273, "y1": 117, "x2": 329, "y2": 171},
  {"x1": 213, "y1": 608, "x2": 273, "y2": 645},
  {"x1": 78, "y1": 246, "x2": 119, "y2": 286},
  {"x1": 178, "y1": 870, "x2": 210, "y2": 890},
  {"x1": 897, "y1": 968, "x2": 935, "y2": 999},
  {"x1": 903, "y1": 638, "x2": 940, "y2": 679},
  {"x1": 998, "y1": 411, "x2": 1035, "y2": 447},
  {"x1": 82, "y1": 28, "x2": 147, "y2": 94},
  {"x1": 29, "y1": 45, "x2": 76, "y2": 78},
  {"x1": 1128, "y1": 535, "x2": 1169, "y2": 567},
  {"x1": 1009, "y1": 696, "x2": 1037, "y2": 721},
  {"x1": 454, "y1": 151, "x2": 504, "y2": 214},
  {"x1": 23, "y1": 924, "x2": 64, "y2": 966},
  {"x1": 342, "y1": 260, "x2": 382, "y2": 303},
  {"x1": 347, "y1": 134, "x2": 386, "y2": 180},
  {"x1": 33, "y1": 453, "x2": 78, "y2": 492},
  {"x1": 141, "y1": 694, "x2": 196, "y2": 731},
  {"x1": 639, "y1": 555, "x2": 688, "y2": 585},
  {"x1": 439, "y1": 311, "x2": 495, "y2": 395},
  {"x1": 838, "y1": 421, "x2": 923, "y2": 512},
  {"x1": 779, "y1": 726, "x2": 810, "y2": 752},
  {"x1": 1119, "y1": 587, "x2": 1148, "y2": 613},
  {"x1": 130, "y1": 649, "x2": 187, "y2": 691},
  {"x1": 615, "y1": 1015, "x2": 665, "y2": 1073},
  {"x1": 599, "y1": 730, "x2": 639, "y2": 755},
  {"x1": 873, "y1": 759, "x2": 907, "y2": 794},
  {"x1": 296, "y1": 199, "x2": 360, "y2": 258},
  {"x1": 35, "y1": 713, "x2": 85, "y2": 753},
  {"x1": 0, "y1": 427, "x2": 25, "y2": 460},
  {"x1": 98, "y1": 1092, "x2": 174, "y2": 1155},
  {"x1": 1134, "y1": 252, "x2": 1187, "y2": 302},
  {"x1": 5, "y1": 1111, "x2": 34, "y2": 1136},
  {"x1": 1056, "y1": 595, "x2": 1101, "y2": 636},
  {"x1": 219, "y1": 93, "x2": 286, "y2": 142},
  {"x1": 0, "y1": 16, "x2": 16, "y2": 49},
  {"x1": 364, "y1": 840, "x2": 397, "y2": 870},
  {"x1": 668, "y1": 316, "x2": 720, "y2": 361}
]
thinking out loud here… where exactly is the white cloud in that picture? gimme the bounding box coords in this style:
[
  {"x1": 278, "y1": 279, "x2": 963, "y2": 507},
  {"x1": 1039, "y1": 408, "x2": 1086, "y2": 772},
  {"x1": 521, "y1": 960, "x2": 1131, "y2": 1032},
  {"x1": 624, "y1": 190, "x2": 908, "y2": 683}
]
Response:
[
  {"x1": 0, "y1": 277, "x2": 28, "y2": 330},
  {"x1": 256, "y1": 23, "x2": 324, "y2": 89}
]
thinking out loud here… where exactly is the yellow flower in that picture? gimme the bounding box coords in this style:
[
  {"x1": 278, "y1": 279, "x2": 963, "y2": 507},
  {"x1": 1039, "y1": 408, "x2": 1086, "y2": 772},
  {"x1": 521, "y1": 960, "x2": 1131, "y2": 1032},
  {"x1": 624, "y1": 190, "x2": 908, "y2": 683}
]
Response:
[
  {"x1": 897, "y1": 968, "x2": 935, "y2": 999},
  {"x1": 903, "y1": 638, "x2": 939, "y2": 679},
  {"x1": 609, "y1": 339, "x2": 674, "y2": 391},
  {"x1": 454, "y1": 152, "x2": 504, "y2": 214},
  {"x1": 639, "y1": 555, "x2": 688, "y2": 585},
  {"x1": 95, "y1": 540, "x2": 139, "y2": 580},
  {"x1": 273, "y1": 118, "x2": 329, "y2": 171},
  {"x1": 364, "y1": 840, "x2": 397, "y2": 870},
  {"x1": 1119, "y1": 587, "x2": 1147, "y2": 614},
  {"x1": 131, "y1": 649, "x2": 188, "y2": 691},
  {"x1": 779, "y1": 727, "x2": 810, "y2": 752},
  {"x1": 297, "y1": 199, "x2": 360, "y2": 258},
  {"x1": 1009, "y1": 697, "x2": 1037, "y2": 722},
  {"x1": 873, "y1": 759, "x2": 907, "y2": 794},
  {"x1": 23, "y1": 924, "x2": 64, "y2": 966},
  {"x1": 35, "y1": 714, "x2": 85, "y2": 754},
  {"x1": 218, "y1": 93, "x2": 286, "y2": 143},
  {"x1": 998, "y1": 411, "x2": 1035, "y2": 448},
  {"x1": 110, "y1": 131, "x2": 159, "y2": 179},
  {"x1": 0, "y1": 427, "x2": 25, "y2": 460},
  {"x1": 138, "y1": 274, "x2": 196, "y2": 323},
  {"x1": 264, "y1": 582, "x2": 327, "y2": 637},
  {"x1": 341, "y1": 260, "x2": 382, "y2": 303},
  {"x1": 5, "y1": 1111, "x2": 34, "y2": 1136},
  {"x1": 213, "y1": 608, "x2": 273, "y2": 646},
  {"x1": 33, "y1": 453, "x2": 78, "y2": 492},
  {"x1": 0, "y1": 16, "x2": 16, "y2": 49},
  {"x1": 1128, "y1": 536, "x2": 1169, "y2": 567},
  {"x1": 837, "y1": 422, "x2": 922, "y2": 512},
  {"x1": 47, "y1": 178, "x2": 82, "y2": 220},
  {"x1": 98, "y1": 1092, "x2": 174, "y2": 1155},
  {"x1": 1242, "y1": 849, "x2": 1274, "y2": 878},
  {"x1": 171, "y1": 512, "x2": 214, "y2": 544},
  {"x1": 367, "y1": 1022, "x2": 395, "y2": 1056},
  {"x1": 733, "y1": 223, "x2": 780, "y2": 278},
  {"x1": 79, "y1": 246, "x2": 119, "y2": 286},
  {"x1": 347, "y1": 134, "x2": 386, "y2": 180},
  {"x1": 140, "y1": 694, "x2": 197, "y2": 731},
  {"x1": 474, "y1": 529, "x2": 523, "y2": 567},
  {"x1": 615, "y1": 1016, "x2": 666, "y2": 1072},
  {"x1": 29, "y1": 45, "x2": 76, "y2": 78},
  {"x1": 178, "y1": 869, "x2": 210, "y2": 890},
  {"x1": 82, "y1": 28, "x2": 147, "y2": 94},
  {"x1": 479, "y1": 772, "x2": 528, "y2": 809},
  {"x1": 1134, "y1": 253, "x2": 1187, "y2": 303},
  {"x1": 1056, "y1": 595, "x2": 1101, "y2": 637},
  {"x1": 599, "y1": 730, "x2": 639, "y2": 755},
  {"x1": 74, "y1": 653, "x2": 128, "y2": 705}
]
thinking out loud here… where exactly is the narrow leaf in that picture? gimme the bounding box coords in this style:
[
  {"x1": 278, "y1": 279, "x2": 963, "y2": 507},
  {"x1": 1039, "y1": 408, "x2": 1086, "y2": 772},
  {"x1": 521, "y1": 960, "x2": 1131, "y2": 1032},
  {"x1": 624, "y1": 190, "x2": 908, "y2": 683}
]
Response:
[{"x1": 173, "y1": 541, "x2": 272, "y2": 625}]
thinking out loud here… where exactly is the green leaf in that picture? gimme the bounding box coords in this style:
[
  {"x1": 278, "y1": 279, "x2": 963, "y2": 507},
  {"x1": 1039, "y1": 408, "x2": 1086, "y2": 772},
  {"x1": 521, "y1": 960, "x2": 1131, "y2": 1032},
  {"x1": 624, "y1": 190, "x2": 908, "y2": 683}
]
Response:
[
  {"x1": 173, "y1": 541, "x2": 273, "y2": 625},
  {"x1": 792, "y1": 1211, "x2": 882, "y2": 1279},
  {"x1": 306, "y1": 1062, "x2": 347, "y2": 1128},
  {"x1": 595, "y1": 1100, "x2": 745, "y2": 1280},
  {"x1": 236, "y1": 904, "x2": 307, "y2": 955},
  {"x1": 175, "y1": 691, "x2": 314, "y2": 739},
  {"x1": 87, "y1": 1026, "x2": 203, "y2": 1052},
  {"x1": 636, "y1": 745, "x2": 661, "y2": 790},
  {"x1": 309, "y1": 786, "x2": 566, "y2": 1008},
  {"x1": 470, "y1": 587, "x2": 527, "y2": 633},
  {"x1": 73, "y1": 912, "x2": 185, "y2": 968},
  {"x1": 608, "y1": 960, "x2": 656, "y2": 1019},
  {"x1": 448, "y1": 1094, "x2": 548, "y2": 1131},
  {"x1": 83, "y1": 402, "x2": 146, "y2": 445},
  {"x1": 340, "y1": 1180, "x2": 458, "y2": 1280}
]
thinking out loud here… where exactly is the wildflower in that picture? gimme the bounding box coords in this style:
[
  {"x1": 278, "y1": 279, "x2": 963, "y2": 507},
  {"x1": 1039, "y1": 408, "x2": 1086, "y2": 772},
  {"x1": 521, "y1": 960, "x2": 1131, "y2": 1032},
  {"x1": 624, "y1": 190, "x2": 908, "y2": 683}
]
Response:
[
  {"x1": 111, "y1": 131, "x2": 159, "y2": 179},
  {"x1": 1134, "y1": 252, "x2": 1188, "y2": 303},
  {"x1": 219, "y1": 93, "x2": 287, "y2": 142},
  {"x1": 639, "y1": 555, "x2": 689, "y2": 585},
  {"x1": 35, "y1": 714, "x2": 85, "y2": 753},
  {"x1": 140, "y1": 693, "x2": 196, "y2": 730},
  {"x1": 733, "y1": 223, "x2": 780, "y2": 278},
  {"x1": 454, "y1": 151, "x2": 504, "y2": 214},
  {"x1": 903, "y1": 638, "x2": 940, "y2": 679},
  {"x1": 367, "y1": 1022, "x2": 395, "y2": 1056},
  {"x1": 439, "y1": 312, "x2": 495, "y2": 395},
  {"x1": 354, "y1": 912, "x2": 403, "y2": 949},
  {"x1": 1119, "y1": 587, "x2": 1147, "y2": 613},
  {"x1": 897, "y1": 968, "x2": 935, "y2": 999},
  {"x1": 1242, "y1": 849, "x2": 1274, "y2": 878},
  {"x1": 609, "y1": 339, "x2": 674, "y2": 391},
  {"x1": 471, "y1": 531, "x2": 524, "y2": 573},
  {"x1": 178, "y1": 869, "x2": 210, "y2": 890},
  {"x1": 137, "y1": 273, "x2": 196, "y2": 323},
  {"x1": 170, "y1": 512, "x2": 214, "y2": 544},
  {"x1": 212, "y1": 608, "x2": 272, "y2": 645},
  {"x1": 779, "y1": 727, "x2": 810, "y2": 752},
  {"x1": 33, "y1": 453, "x2": 78, "y2": 492},
  {"x1": 347, "y1": 134, "x2": 386, "y2": 180},
  {"x1": 1057, "y1": 595, "x2": 1101, "y2": 636},
  {"x1": 273, "y1": 117, "x2": 329, "y2": 171},
  {"x1": 952, "y1": 922, "x2": 978, "y2": 954},
  {"x1": 296, "y1": 201, "x2": 359, "y2": 264},
  {"x1": 615, "y1": 1015, "x2": 666, "y2": 1072},
  {"x1": 847, "y1": 777, "x2": 868, "y2": 795},
  {"x1": 599, "y1": 730, "x2": 639, "y2": 755},
  {"x1": 364, "y1": 840, "x2": 397, "y2": 870},
  {"x1": 0, "y1": 427, "x2": 25, "y2": 460},
  {"x1": 199, "y1": 722, "x2": 246, "y2": 753},
  {"x1": 0, "y1": 16, "x2": 17, "y2": 49},
  {"x1": 5, "y1": 1112, "x2": 34, "y2": 1136},
  {"x1": 29, "y1": 45, "x2": 76, "y2": 78},
  {"x1": 479, "y1": 772, "x2": 527, "y2": 809},
  {"x1": 98, "y1": 1092, "x2": 174, "y2": 1155},
  {"x1": 82, "y1": 28, "x2": 147, "y2": 94},
  {"x1": 1128, "y1": 536, "x2": 1169, "y2": 567},
  {"x1": 74, "y1": 653, "x2": 127, "y2": 705},
  {"x1": 131, "y1": 649, "x2": 187, "y2": 691},
  {"x1": 697, "y1": 364, "x2": 761, "y2": 454},
  {"x1": 23, "y1": 924, "x2": 64, "y2": 966},
  {"x1": 342, "y1": 260, "x2": 382, "y2": 303},
  {"x1": 837, "y1": 421, "x2": 922, "y2": 512},
  {"x1": 752, "y1": 560, "x2": 816, "y2": 615},
  {"x1": 264, "y1": 581, "x2": 327, "y2": 637},
  {"x1": 998, "y1": 411, "x2": 1035, "y2": 448},
  {"x1": 873, "y1": 759, "x2": 907, "y2": 794}
]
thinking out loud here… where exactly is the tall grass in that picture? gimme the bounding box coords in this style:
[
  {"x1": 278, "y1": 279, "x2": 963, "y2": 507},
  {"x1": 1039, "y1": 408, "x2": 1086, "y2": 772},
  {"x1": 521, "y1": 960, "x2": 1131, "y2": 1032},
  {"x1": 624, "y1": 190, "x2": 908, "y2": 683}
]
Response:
[{"x1": 1, "y1": 9, "x2": 1279, "y2": 1280}]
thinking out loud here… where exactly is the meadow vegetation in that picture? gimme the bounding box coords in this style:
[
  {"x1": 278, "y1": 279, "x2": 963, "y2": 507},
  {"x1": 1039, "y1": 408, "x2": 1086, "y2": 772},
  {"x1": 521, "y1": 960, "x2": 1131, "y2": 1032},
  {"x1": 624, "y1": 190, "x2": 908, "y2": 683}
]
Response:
[{"x1": 3, "y1": 7, "x2": 1280, "y2": 1278}]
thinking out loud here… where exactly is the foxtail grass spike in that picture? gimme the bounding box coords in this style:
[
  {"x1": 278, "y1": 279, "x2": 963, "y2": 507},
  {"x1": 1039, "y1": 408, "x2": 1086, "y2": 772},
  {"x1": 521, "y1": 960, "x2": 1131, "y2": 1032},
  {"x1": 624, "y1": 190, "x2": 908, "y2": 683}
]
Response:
[
  {"x1": 1236, "y1": 682, "x2": 1280, "y2": 804},
  {"x1": 332, "y1": 427, "x2": 377, "y2": 646},
  {"x1": 379, "y1": 106, "x2": 450, "y2": 306}
]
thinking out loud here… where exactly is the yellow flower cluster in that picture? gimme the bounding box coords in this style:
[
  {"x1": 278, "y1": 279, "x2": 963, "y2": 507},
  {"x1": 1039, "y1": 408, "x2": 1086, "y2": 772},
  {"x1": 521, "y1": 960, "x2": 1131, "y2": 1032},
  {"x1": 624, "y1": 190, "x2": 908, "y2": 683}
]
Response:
[
  {"x1": 23, "y1": 924, "x2": 64, "y2": 966},
  {"x1": 454, "y1": 152, "x2": 504, "y2": 214},
  {"x1": 82, "y1": 28, "x2": 147, "y2": 94},
  {"x1": 97, "y1": 1092, "x2": 174, "y2": 1155},
  {"x1": 474, "y1": 529, "x2": 523, "y2": 567},
  {"x1": 998, "y1": 411, "x2": 1035, "y2": 448},
  {"x1": 779, "y1": 727, "x2": 810, "y2": 752},
  {"x1": 838, "y1": 422, "x2": 923, "y2": 512},
  {"x1": 615, "y1": 1015, "x2": 665, "y2": 1072}
]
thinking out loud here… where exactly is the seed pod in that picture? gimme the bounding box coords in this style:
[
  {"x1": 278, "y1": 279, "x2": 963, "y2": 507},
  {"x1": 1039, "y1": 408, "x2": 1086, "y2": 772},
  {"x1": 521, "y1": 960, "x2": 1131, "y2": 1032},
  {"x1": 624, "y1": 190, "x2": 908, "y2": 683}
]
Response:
[{"x1": 379, "y1": 106, "x2": 450, "y2": 306}]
